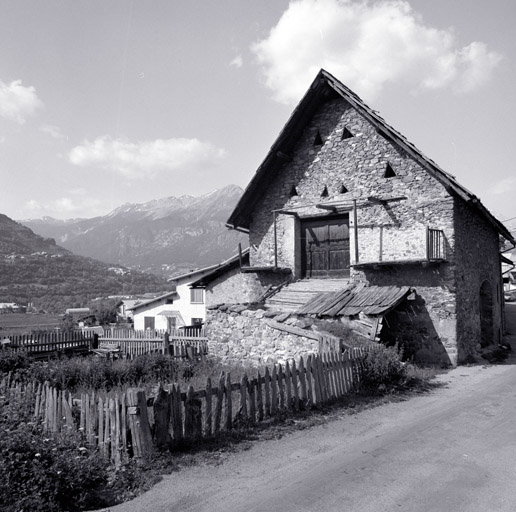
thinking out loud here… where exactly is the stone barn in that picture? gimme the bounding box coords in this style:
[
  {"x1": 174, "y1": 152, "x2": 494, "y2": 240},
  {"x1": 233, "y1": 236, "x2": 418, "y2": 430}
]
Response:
[{"x1": 207, "y1": 69, "x2": 514, "y2": 366}]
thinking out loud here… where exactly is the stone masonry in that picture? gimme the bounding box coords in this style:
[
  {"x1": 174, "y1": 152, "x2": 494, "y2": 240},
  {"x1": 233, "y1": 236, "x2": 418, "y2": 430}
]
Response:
[{"x1": 229, "y1": 95, "x2": 505, "y2": 365}]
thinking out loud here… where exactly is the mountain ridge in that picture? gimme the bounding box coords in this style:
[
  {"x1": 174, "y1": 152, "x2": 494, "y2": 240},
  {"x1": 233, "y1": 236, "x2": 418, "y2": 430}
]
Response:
[{"x1": 21, "y1": 185, "x2": 248, "y2": 277}]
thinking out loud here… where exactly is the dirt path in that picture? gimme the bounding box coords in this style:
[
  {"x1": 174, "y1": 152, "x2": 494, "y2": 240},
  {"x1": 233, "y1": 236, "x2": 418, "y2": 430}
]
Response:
[{"x1": 99, "y1": 304, "x2": 516, "y2": 512}]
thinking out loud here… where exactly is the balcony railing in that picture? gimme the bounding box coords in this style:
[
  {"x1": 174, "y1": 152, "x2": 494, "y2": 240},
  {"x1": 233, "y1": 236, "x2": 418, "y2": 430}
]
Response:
[{"x1": 427, "y1": 228, "x2": 446, "y2": 261}]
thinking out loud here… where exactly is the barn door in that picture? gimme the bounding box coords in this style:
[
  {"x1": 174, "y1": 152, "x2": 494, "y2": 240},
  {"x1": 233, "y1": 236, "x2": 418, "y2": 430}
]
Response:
[{"x1": 301, "y1": 215, "x2": 350, "y2": 278}]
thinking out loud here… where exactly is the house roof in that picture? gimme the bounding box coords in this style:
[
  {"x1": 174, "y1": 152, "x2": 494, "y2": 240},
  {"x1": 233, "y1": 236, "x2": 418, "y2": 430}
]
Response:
[
  {"x1": 168, "y1": 263, "x2": 227, "y2": 283},
  {"x1": 190, "y1": 249, "x2": 250, "y2": 288},
  {"x1": 297, "y1": 284, "x2": 412, "y2": 317},
  {"x1": 128, "y1": 289, "x2": 178, "y2": 312},
  {"x1": 227, "y1": 69, "x2": 514, "y2": 245}
]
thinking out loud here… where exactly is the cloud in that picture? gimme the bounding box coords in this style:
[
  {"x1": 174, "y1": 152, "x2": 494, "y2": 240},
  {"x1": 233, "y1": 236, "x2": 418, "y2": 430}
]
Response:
[
  {"x1": 68, "y1": 136, "x2": 227, "y2": 179},
  {"x1": 489, "y1": 177, "x2": 516, "y2": 195},
  {"x1": 40, "y1": 124, "x2": 67, "y2": 140},
  {"x1": 0, "y1": 79, "x2": 43, "y2": 123},
  {"x1": 252, "y1": 0, "x2": 502, "y2": 104},
  {"x1": 230, "y1": 55, "x2": 243, "y2": 68},
  {"x1": 24, "y1": 195, "x2": 103, "y2": 218}
]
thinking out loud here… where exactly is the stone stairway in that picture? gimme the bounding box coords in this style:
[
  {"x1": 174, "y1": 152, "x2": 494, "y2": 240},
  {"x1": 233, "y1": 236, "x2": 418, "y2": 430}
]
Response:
[{"x1": 265, "y1": 278, "x2": 349, "y2": 313}]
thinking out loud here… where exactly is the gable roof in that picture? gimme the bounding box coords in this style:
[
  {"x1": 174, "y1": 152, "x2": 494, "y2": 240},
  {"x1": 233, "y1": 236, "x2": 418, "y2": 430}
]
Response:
[
  {"x1": 128, "y1": 289, "x2": 177, "y2": 312},
  {"x1": 190, "y1": 248, "x2": 250, "y2": 288},
  {"x1": 227, "y1": 69, "x2": 514, "y2": 244}
]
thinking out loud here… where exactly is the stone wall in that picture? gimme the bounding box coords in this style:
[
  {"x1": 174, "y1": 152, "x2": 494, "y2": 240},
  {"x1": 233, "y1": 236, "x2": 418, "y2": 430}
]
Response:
[
  {"x1": 205, "y1": 268, "x2": 289, "y2": 308},
  {"x1": 453, "y1": 198, "x2": 503, "y2": 360},
  {"x1": 207, "y1": 305, "x2": 319, "y2": 366}
]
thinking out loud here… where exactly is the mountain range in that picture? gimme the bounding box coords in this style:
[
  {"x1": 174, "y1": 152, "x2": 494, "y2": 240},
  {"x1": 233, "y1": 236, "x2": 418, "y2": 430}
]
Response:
[
  {"x1": 22, "y1": 185, "x2": 248, "y2": 277},
  {"x1": 0, "y1": 214, "x2": 168, "y2": 313}
]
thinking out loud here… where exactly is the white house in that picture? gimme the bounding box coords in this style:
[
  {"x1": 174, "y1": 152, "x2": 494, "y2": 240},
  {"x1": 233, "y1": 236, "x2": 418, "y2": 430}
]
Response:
[{"x1": 129, "y1": 257, "x2": 245, "y2": 332}]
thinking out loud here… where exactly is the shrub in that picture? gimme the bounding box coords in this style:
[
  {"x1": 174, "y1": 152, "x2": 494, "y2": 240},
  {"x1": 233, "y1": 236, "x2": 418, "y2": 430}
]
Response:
[
  {"x1": 0, "y1": 393, "x2": 108, "y2": 512},
  {"x1": 357, "y1": 343, "x2": 407, "y2": 392},
  {"x1": 0, "y1": 348, "x2": 31, "y2": 374}
]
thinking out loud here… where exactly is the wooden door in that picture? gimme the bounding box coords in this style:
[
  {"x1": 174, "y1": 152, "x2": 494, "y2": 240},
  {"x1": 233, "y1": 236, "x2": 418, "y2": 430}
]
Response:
[{"x1": 301, "y1": 215, "x2": 350, "y2": 278}]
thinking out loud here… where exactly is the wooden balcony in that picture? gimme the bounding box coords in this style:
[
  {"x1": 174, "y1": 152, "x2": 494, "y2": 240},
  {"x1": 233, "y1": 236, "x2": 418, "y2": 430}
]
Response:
[{"x1": 351, "y1": 227, "x2": 446, "y2": 269}]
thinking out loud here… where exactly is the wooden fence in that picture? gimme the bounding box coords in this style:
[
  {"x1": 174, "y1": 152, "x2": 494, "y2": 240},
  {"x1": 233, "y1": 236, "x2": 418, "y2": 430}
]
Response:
[
  {"x1": 99, "y1": 330, "x2": 209, "y2": 359},
  {"x1": 1, "y1": 331, "x2": 96, "y2": 359},
  {"x1": 0, "y1": 349, "x2": 364, "y2": 466}
]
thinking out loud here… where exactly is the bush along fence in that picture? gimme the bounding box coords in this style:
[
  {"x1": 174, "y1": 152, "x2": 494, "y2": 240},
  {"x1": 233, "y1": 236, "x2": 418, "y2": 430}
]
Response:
[
  {"x1": 0, "y1": 349, "x2": 364, "y2": 466},
  {"x1": 99, "y1": 330, "x2": 209, "y2": 359}
]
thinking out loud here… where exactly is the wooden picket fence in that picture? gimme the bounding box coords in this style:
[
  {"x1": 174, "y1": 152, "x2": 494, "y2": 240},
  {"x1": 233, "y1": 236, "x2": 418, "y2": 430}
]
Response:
[
  {"x1": 99, "y1": 329, "x2": 208, "y2": 359},
  {"x1": 0, "y1": 349, "x2": 364, "y2": 466},
  {"x1": 1, "y1": 331, "x2": 96, "y2": 359}
]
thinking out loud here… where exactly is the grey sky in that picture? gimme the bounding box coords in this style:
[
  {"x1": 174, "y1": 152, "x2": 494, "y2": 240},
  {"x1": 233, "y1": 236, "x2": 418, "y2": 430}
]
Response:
[{"x1": 0, "y1": 0, "x2": 515, "y2": 233}]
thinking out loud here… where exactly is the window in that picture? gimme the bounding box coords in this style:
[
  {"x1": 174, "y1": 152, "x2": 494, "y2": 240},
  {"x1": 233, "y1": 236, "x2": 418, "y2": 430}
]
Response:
[
  {"x1": 339, "y1": 184, "x2": 348, "y2": 194},
  {"x1": 190, "y1": 288, "x2": 204, "y2": 304},
  {"x1": 191, "y1": 318, "x2": 203, "y2": 325},
  {"x1": 144, "y1": 316, "x2": 155, "y2": 330},
  {"x1": 320, "y1": 185, "x2": 329, "y2": 198},
  {"x1": 341, "y1": 127, "x2": 354, "y2": 140},
  {"x1": 384, "y1": 162, "x2": 396, "y2": 178},
  {"x1": 313, "y1": 130, "x2": 323, "y2": 146},
  {"x1": 289, "y1": 185, "x2": 298, "y2": 197}
]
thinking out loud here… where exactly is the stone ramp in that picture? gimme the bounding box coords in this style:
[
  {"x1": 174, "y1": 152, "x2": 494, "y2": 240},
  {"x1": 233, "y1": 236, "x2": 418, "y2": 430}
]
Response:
[{"x1": 265, "y1": 279, "x2": 348, "y2": 312}]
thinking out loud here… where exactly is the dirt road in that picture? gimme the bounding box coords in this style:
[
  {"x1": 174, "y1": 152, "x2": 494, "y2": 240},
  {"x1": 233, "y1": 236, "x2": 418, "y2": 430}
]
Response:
[{"x1": 100, "y1": 304, "x2": 516, "y2": 512}]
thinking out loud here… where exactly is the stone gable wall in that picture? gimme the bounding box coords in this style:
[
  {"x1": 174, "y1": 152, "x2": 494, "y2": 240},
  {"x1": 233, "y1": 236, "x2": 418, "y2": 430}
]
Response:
[{"x1": 249, "y1": 97, "x2": 452, "y2": 274}]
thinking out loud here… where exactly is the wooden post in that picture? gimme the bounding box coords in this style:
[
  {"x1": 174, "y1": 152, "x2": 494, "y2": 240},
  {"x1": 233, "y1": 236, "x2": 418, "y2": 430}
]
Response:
[
  {"x1": 239, "y1": 375, "x2": 248, "y2": 420},
  {"x1": 224, "y1": 373, "x2": 232, "y2": 431},
  {"x1": 256, "y1": 371, "x2": 264, "y2": 422},
  {"x1": 277, "y1": 364, "x2": 285, "y2": 410},
  {"x1": 273, "y1": 211, "x2": 278, "y2": 269},
  {"x1": 284, "y1": 361, "x2": 292, "y2": 411},
  {"x1": 184, "y1": 386, "x2": 202, "y2": 441},
  {"x1": 171, "y1": 384, "x2": 183, "y2": 443},
  {"x1": 153, "y1": 384, "x2": 171, "y2": 450},
  {"x1": 98, "y1": 397, "x2": 104, "y2": 455},
  {"x1": 205, "y1": 378, "x2": 212, "y2": 437},
  {"x1": 291, "y1": 359, "x2": 299, "y2": 411},
  {"x1": 214, "y1": 373, "x2": 224, "y2": 433},
  {"x1": 298, "y1": 357, "x2": 307, "y2": 409},
  {"x1": 248, "y1": 378, "x2": 256, "y2": 425},
  {"x1": 264, "y1": 367, "x2": 271, "y2": 418},
  {"x1": 271, "y1": 366, "x2": 278, "y2": 415},
  {"x1": 163, "y1": 332, "x2": 170, "y2": 356},
  {"x1": 126, "y1": 388, "x2": 153, "y2": 459}
]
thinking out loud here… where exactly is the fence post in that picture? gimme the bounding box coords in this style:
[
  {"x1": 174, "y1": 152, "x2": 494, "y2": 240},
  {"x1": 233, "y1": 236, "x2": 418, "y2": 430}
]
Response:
[
  {"x1": 163, "y1": 332, "x2": 170, "y2": 355},
  {"x1": 126, "y1": 388, "x2": 153, "y2": 459},
  {"x1": 153, "y1": 384, "x2": 171, "y2": 450}
]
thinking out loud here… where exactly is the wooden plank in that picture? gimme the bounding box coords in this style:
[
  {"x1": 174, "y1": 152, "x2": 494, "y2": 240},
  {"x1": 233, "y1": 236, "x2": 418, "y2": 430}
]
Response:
[
  {"x1": 256, "y1": 371, "x2": 264, "y2": 422},
  {"x1": 205, "y1": 378, "x2": 212, "y2": 437},
  {"x1": 214, "y1": 374, "x2": 224, "y2": 433},
  {"x1": 153, "y1": 384, "x2": 171, "y2": 450},
  {"x1": 264, "y1": 367, "x2": 271, "y2": 418},
  {"x1": 184, "y1": 385, "x2": 202, "y2": 441},
  {"x1": 224, "y1": 373, "x2": 232, "y2": 431},
  {"x1": 248, "y1": 378, "x2": 256, "y2": 425},
  {"x1": 291, "y1": 360, "x2": 299, "y2": 411},
  {"x1": 271, "y1": 366, "x2": 278, "y2": 416},
  {"x1": 277, "y1": 365, "x2": 285, "y2": 410},
  {"x1": 284, "y1": 361, "x2": 292, "y2": 411},
  {"x1": 239, "y1": 375, "x2": 248, "y2": 420},
  {"x1": 297, "y1": 357, "x2": 307, "y2": 408},
  {"x1": 305, "y1": 356, "x2": 314, "y2": 407},
  {"x1": 98, "y1": 397, "x2": 104, "y2": 454}
]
